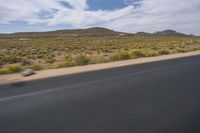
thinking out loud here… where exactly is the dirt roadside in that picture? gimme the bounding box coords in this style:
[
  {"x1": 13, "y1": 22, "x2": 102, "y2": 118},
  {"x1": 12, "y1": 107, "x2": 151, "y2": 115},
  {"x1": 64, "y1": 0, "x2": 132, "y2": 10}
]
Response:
[{"x1": 1, "y1": 51, "x2": 200, "y2": 85}]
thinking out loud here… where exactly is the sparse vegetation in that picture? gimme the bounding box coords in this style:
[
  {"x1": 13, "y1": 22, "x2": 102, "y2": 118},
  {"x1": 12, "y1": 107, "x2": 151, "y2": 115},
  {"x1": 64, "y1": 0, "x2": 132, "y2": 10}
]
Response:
[
  {"x1": 0, "y1": 35, "x2": 200, "y2": 74},
  {"x1": 0, "y1": 64, "x2": 22, "y2": 74}
]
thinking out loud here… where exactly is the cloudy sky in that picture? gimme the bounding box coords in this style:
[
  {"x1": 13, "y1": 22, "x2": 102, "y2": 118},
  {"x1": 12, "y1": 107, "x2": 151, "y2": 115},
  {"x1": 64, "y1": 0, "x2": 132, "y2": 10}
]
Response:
[{"x1": 0, "y1": 0, "x2": 200, "y2": 35}]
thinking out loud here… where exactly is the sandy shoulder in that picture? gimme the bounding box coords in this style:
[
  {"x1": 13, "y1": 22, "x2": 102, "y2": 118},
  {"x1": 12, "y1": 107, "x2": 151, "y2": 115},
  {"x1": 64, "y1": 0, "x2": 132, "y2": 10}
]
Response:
[{"x1": 1, "y1": 51, "x2": 200, "y2": 85}]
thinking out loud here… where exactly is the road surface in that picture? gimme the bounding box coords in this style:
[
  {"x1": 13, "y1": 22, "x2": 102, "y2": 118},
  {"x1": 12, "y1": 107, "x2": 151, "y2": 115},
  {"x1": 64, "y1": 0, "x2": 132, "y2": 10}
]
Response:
[{"x1": 0, "y1": 55, "x2": 200, "y2": 133}]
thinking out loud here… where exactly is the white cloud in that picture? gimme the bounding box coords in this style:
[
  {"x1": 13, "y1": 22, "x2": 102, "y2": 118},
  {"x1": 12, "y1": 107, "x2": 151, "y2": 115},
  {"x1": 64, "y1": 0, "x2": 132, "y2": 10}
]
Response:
[
  {"x1": 0, "y1": 0, "x2": 200, "y2": 35},
  {"x1": 46, "y1": 6, "x2": 134, "y2": 27},
  {"x1": 107, "y1": 0, "x2": 200, "y2": 35}
]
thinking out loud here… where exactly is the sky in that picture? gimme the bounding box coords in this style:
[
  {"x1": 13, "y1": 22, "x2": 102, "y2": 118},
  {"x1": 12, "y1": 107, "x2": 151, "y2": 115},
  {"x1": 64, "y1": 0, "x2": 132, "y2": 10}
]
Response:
[{"x1": 0, "y1": 0, "x2": 200, "y2": 35}]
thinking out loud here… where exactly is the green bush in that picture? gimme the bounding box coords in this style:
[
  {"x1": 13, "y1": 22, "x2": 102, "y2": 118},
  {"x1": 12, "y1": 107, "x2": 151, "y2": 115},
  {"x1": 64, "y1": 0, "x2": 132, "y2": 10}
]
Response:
[
  {"x1": 193, "y1": 46, "x2": 200, "y2": 51},
  {"x1": 58, "y1": 60, "x2": 75, "y2": 68},
  {"x1": 144, "y1": 50, "x2": 159, "y2": 57},
  {"x1": 111, "y1": 49, "x2": 159, "y2": 61},
  {"x1": 57, "y1": 56, "x2": 76, "y2": 68},
  {"x1": 90, "y1": 55, "x2": 107, "y2": 64},
  {"x1": 129, "y1": 49, "x2": 146, "y2": 57},
  {"x1": 158, "y1": 49, "x2": 171, "y2": 55},
  {"x1": 74, "y1": 55, "x2": 91, "y2": 65},
  {"x1": 176, "y1": 48, "x2": 189, "y2": 53},
  {"x1": 3, "y1": 56, "x2": 22, "y2": 64},
  {"x1": 0, "y1": 65, "x2": 22, "y2": 74},
  {"x1": 0, "y1": 68, "x2": 10, "y2": 74},
  {"x1": 131, "y1": 49, "x2": 159, "y2": 57},
  {"x1": 58, "y1": 55, "x2": 91, "y2": 67},
  {"x1": 111, "y1": 52, "x2": 131, "y2": 61},
  {"x1": 58, "y1": 55, "x2": 92, "y2": 67}
]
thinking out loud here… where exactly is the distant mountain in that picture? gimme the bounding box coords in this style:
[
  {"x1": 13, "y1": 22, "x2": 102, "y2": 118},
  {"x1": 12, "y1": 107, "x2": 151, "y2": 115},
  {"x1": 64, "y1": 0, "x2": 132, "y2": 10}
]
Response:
[
  {"x1": 53, "y1": 27, "x2": 119, "y2": 35},
  {"x1": 153, "y1": 30, "x2": 188, "y2": 36},
  {"x1": 135, "y1": 32, "x2": 151, "y2": 36},
  {"x1": 0, "y1": 28, "x2": 194, "y2": 38},
  {"x1": 0, "y1": 27, "x2": 120, "y2": 38}
]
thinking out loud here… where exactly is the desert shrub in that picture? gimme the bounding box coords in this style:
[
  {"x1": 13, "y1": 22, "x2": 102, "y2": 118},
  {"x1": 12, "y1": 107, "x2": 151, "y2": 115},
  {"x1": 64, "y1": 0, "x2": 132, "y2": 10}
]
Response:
[
  {"x1": 37, "y1": 54, "x2": 45, "y2": 59},
  {"x1": 193, "y1": 46, "x2": 200, "y2": 51},
  {"x1": 46, "y1": 58, "x2": 55, "y2": 64},
  {"x1": 59, "y1": 55, "x2": 92, "y2": 67},
  {"x1": 0, "y1": 64, "x2": 22, "y2": 74},
  {"x1": 7, "y1": 65, "x2": 22, "y2": 73},
  {"x1": 28, "y1": 64, "x2": 43, "y2": 70},
  {"x1": 130, "y1": 49, "x2": 159, "y2": 57},
  {"x1": 57, "y1": 62, "x2": 66, "y2": 68},
  {"x1": 3, "y1": 55, "x2": 22, "y2": 64},
  {"x1": 58, "y1": 61, "x2": 75, "y2": 68},
  {"x1": 176, "y1": 48, "x2": 189, "y2": 53},
  {"x1": 144, "y1": 49, "x2": 159, "y2": 56},
  {"x1": 90, "y1": 55, "x2": 107, "y2": 64},
  {"x1": 130, "y1": 49, "x2": 146, "y2": 57},
  {"x1": 111, "y1": 51, "x2": 131, "y2": 61},
  {"x1": 158, "y1": 49, "x2": 171, "y2": 55},
  {"x1": 21, "y1": 58, "x2": 32, "y2": 66},
  {"x1": 0, "y1": 56, "x2": 3, "y2": 66},
  {"x1": 57, "y1": 56, "x2": 76, "y2": 68},
  {"x1": 74, "y1": 55, "x2": 91, "y2": 65},
  {"x1": 0, "y1": 68, "x2": 10, "y2": 74}
]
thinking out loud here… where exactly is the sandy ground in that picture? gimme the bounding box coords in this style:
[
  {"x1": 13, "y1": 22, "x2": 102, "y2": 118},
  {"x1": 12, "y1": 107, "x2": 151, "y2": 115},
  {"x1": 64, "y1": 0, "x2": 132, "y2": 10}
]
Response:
[{"x1": 1, "y1": 51, "x2": 200, "y2": 85}]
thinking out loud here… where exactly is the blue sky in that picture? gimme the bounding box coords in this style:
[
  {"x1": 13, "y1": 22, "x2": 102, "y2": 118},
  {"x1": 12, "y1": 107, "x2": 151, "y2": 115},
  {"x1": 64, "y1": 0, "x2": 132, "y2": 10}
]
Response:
[
  {"x1": 88, "y1": 0, "x2": 128, "y2": 10},
  {"x1": 0, "y1": 0, "x2": 200, "y2": 35}
]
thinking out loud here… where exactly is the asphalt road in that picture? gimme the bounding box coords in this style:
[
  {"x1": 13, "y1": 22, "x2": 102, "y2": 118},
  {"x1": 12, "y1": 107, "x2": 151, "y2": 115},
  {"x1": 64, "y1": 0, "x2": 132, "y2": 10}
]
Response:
[{"x1": 1, "y1": 55, "x2": 200, "y2": 133}]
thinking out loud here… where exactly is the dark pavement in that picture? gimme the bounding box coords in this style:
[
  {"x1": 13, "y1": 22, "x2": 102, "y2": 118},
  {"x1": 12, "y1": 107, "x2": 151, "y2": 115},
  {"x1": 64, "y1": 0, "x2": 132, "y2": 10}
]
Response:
[{"x1": 0, "y1": 55, "x2": 200, "y2": 133}]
